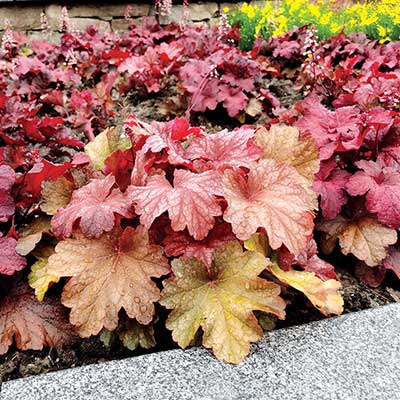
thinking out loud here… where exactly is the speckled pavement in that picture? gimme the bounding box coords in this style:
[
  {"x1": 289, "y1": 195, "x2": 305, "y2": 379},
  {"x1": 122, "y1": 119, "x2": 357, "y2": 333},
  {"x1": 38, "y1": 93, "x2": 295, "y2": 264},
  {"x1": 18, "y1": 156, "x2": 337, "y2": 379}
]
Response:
[{"x1": 2, "y1": 303, "x2": 400, "y2": 400}]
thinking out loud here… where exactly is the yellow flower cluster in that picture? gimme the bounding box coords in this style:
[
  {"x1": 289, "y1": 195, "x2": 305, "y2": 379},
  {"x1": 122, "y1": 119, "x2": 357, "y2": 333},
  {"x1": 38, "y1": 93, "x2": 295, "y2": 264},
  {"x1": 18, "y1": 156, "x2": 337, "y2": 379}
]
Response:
[{"x1": 229, "y1": 0, "x2": 400, "y2": 50}]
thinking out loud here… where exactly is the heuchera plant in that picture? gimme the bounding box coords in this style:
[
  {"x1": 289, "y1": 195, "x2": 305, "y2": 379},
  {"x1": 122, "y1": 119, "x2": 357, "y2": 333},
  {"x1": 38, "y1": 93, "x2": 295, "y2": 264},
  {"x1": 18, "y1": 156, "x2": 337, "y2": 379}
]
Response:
[
  {"x1": 0, "y1": 111, "x2": 344, "y2": 364},
  {"x1": 280, "y1": 32, "x2": 400, "y2": 287},
  {"x1": 1, "y1": 15, "x2": 400, "y2": 365}
]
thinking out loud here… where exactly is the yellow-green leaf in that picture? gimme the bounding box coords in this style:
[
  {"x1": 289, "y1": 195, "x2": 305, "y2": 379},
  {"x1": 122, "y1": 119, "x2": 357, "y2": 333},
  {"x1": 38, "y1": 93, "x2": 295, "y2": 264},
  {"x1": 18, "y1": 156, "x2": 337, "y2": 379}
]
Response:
[
  {"x1": 28, "y1": 246, "x2": 60, "y2": 301},
  {"x1": 160, "y1": 241, "x2": 285, "y2": 364},
  {"x1": 119, "y1": 319, "x2": 156, "y2": 350},
  {"x1": 84, "y1": 127, "x2": 131, "y2": 170},
  {"x1": 270, "y1": 262, "x2": 343, "y2": 316},
  {"x1": 244, "y1": 232, "x2": 270, "y2": 257}
]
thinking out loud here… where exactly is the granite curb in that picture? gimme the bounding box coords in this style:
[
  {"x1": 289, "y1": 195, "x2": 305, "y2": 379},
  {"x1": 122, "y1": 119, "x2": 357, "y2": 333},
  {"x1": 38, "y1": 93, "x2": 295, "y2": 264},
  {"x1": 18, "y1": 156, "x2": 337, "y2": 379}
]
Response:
[{"x1": 2, "y1": 303, "x2": 400, "y2": 400}]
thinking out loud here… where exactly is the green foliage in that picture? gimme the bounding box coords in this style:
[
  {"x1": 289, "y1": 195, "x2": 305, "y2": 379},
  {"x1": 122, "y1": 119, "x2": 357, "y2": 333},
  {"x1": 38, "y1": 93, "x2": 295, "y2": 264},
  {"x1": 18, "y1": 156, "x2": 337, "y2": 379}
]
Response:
[{"x1": 228, "y1": 0, "x2": 400, "y2": 50}]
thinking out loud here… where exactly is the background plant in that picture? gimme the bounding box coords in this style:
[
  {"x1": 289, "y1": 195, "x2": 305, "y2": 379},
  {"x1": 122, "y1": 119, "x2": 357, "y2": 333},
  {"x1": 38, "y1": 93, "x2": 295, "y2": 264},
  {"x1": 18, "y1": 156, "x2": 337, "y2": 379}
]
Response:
[{"x1": 228, "y1": 0, "x2": 400, "y2": 50}]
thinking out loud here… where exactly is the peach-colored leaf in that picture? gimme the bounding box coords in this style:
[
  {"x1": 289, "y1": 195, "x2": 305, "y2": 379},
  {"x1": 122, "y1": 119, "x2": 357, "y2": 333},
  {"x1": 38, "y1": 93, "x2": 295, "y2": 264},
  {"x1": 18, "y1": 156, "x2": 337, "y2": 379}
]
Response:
[
  {"x1": 318, "y1": 216, "x2": 397, "y2": 266},
  {"x1": 128, "y1": 170, "x2": 223, "y2": 240},
  {"x1": 256, "y1": 125, "x2": 320, "y2": 182},
  {"x1": 185, "y1": 127, "x2": 262, "y2": 171},
  {"x1": 45, "y1": 226, "x2": 170, "y2": 337},
  {"x1": 222, "y1": 159, "x2": 314, "y2": 255},
  {"x1": 52, "y1": 174, "x2": 133, "y2": 239},
  {"x1": 256, "y1": 125, "x2": 319, "y2": 209}
]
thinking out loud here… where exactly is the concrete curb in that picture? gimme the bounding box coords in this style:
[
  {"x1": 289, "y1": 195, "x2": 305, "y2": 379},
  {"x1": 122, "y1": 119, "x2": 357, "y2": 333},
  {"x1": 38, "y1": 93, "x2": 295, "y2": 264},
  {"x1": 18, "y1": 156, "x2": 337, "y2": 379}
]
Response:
[{"x1": 2, "y1": 303, "x2": 400, "y2": 400}]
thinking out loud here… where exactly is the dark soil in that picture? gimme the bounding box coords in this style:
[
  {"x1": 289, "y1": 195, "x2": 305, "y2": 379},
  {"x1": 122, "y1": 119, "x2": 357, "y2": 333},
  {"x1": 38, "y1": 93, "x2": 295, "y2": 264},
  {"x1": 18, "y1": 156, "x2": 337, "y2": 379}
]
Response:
[{"x1": 2, "y1": 81, "x2": 399, "y2": 383}]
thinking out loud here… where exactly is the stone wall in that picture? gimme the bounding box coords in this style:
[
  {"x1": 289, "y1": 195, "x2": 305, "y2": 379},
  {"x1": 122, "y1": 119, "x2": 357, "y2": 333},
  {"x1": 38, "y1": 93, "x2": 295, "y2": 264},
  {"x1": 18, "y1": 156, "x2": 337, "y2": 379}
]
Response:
[{"x1": 0, "y1": 1, "x2": 255, "y2": 40}]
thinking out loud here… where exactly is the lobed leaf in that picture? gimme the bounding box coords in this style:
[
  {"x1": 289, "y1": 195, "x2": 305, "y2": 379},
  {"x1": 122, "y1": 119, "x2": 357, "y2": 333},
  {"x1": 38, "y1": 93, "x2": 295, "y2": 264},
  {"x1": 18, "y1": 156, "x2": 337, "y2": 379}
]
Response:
[
  {"x1": 129, "y1": 170, "x2": 223, "y2": 240},
  {"x1": 16, "y1": 216, "x2": 52, "y2": 256},
  {"x1": 160, "y1": 241, "x2": 285, "y2": 364},
  {"x1": 346, "y1": 160, "x2": 400, "y2": 229},
  {"x1": 222, "y1": 159, "x2": 314, "y2": 254},
  {"x1": 52, "y1": 174, "x2": 133, "y2": 239},
  {"x1": 0, "y1": 165, "x2": 16, "y2": 222},
  {"x1": 84, "y1": 127, "x2": 132, "y2": 171},
  {"x1": 41, "y1": 176, "x2": 74, "y2": 215},
  {"x1": 186, "y1": 127, "x2": 262, "y2": 171},
  {"x1": 270, "y1": 263, "x2": 343, "y2": 316},
  {"x1": 0, "y1": 235, "x2": 26, "y2": 275},
  {"x1": 46, "y1": 226, "x2": 170, "y2": 337},
  {"x1": 0, "y1": 281, "x2": 76, "y2": 355},
  {"x1": 318, "y1": 217, "x2": 397, "y2": 267},
  {"x1": 28, "y1": 246, "x2": 59, "y2": 301}
]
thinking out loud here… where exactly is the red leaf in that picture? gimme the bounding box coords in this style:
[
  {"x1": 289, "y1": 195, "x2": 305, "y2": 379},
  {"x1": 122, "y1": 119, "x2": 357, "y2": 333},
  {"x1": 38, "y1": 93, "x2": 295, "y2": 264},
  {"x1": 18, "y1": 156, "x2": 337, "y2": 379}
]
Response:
[
  {"x1": 22, "y1": 118, "x2": 46, "y2": 141},
  {"x1": 218, "y1": 86, "x2": 249, "y2": 117},
  {"x1": 313, "y1": 166, "x2": 351, "y2": 219},
  {"x1": 14, "y1": 56, "x2": 46, "y2": 76},
  {"x1": 186, "y1": 127, "x2": 262, "y2": 171},
  {"x1": 163, "y1": 223, "x2": 236, "y2": 268},
  {"x1": 25, "y1": 160, "x2": 72, "y2": 198},
  {"x1": 382, "y1": 247, "x2": 400, "y2": 280},
  {"x1": 104, "y1": 149, "x2": 134, "y2": 191},
  {"x1": 0, "y1": 165, "x2": 16, "y2": 222},
  {"x1": 0, "y1": 164, "x2": 16, "y2": 191},
  {"x1": 296, "y1": 95, "x2": 363, "y2": 160},
  {"x1": 346, "y1": 160, "x2": 400, "y2": 228},
  {"x1": 0, "y1": 235, "x2": 26, "y2": 275},
  {"x1": 355, "y1": 262, "x2": 386, "y2": 288},
  {"x1": 142, "y1": 122, "x2": 192, "y2": 167},
  {"x1": 278, "y1": 240, "x2": 336, "y2": 281},
  {"x1": 52, "y1": 174, "x2": 133, "y2": 239},
  {"x1": 128, "y1": 170, "x2": 223, "y2": 240},
  {"x1": 0, "y1": 191, "x2": 15, "y2": 223},
  {"x1": 168, "y1": 118, "x2": 202, "y2": 141}
]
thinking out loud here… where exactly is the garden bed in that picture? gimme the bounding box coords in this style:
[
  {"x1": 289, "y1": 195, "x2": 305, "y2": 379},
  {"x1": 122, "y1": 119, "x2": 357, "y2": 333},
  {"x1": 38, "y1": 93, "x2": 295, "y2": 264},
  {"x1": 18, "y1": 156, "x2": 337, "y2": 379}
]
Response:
[
  {"x1": 1, "y1": 265, "x2": 399, "y2": 382},
  {"x1": 1, "y1": 3, "x2": 400, "y2": 383}
]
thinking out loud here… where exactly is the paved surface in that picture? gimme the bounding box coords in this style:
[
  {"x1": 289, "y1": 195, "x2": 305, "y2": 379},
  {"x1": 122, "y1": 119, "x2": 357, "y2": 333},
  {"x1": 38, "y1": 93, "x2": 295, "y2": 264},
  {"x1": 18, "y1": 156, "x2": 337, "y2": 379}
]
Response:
[{"x1": 2, "y1": 304, "x2": 400, "y2": 400}]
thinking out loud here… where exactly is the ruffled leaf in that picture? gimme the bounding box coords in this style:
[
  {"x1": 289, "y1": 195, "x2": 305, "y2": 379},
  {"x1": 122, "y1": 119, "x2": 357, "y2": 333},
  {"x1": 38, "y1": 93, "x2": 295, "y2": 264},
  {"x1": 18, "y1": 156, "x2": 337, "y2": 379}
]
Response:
[
  {"x1": 161, "y1": 241, "x2": 285, "y2": 364},
  {"x1": 222, "y1": 159, "x2": 314, "y2": 254},
  {"x1": 46, "y1": 226, "x2": 170, "y2": 337},
  {"x1": 128, "y1": 170, "x2": 223, "y2": 240},
  {"x1": 0, "y1": 281, "x2": 76, "y2": 355},
  {"x1": 52, "y1": 174, "x2": 133, "y2": 239},
  {"x1": 318, "y1": 216, "x2": 397, "y2": 267}
]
